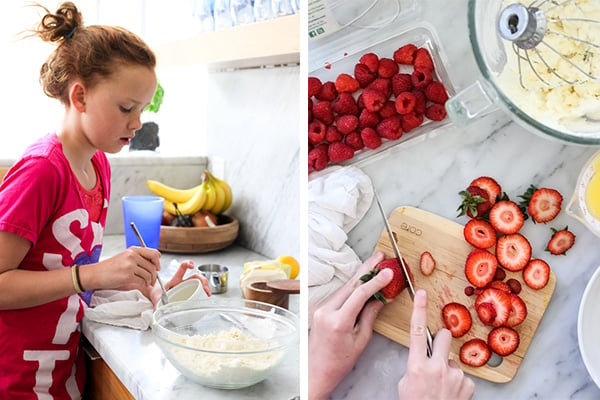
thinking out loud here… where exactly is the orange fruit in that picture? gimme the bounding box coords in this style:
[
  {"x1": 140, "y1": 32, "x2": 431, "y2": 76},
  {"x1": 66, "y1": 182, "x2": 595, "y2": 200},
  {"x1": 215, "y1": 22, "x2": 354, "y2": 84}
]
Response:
[{"x1": 276, "y1": 255, "x2": 299, "y2": 280}]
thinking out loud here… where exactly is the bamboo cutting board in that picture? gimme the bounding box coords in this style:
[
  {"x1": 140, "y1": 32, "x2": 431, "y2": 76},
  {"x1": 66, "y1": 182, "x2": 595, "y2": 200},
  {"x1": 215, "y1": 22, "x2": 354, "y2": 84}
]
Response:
[{"x1": 373, "y1": 206, "x2": 556, "y2": 383}]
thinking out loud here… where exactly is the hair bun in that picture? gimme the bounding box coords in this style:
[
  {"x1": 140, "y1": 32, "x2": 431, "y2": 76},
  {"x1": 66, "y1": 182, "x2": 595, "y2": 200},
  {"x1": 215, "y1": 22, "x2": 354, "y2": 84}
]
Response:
[{"x1": 37, "y1": 2, "x2": 83, "y2": 42}]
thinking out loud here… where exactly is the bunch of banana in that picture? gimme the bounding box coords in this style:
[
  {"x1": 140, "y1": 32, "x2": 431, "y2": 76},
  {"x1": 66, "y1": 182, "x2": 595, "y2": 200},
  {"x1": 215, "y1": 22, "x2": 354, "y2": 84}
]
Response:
[{"x1": 146, "y1": 170, "x2": 233, "y2": 216}]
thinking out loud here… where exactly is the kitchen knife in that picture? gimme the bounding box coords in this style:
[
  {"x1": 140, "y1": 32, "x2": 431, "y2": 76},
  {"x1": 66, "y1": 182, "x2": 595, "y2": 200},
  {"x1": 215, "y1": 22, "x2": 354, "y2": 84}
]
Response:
[{"x1": 373, "y1": 190, "x2": 434, "y2": 357}]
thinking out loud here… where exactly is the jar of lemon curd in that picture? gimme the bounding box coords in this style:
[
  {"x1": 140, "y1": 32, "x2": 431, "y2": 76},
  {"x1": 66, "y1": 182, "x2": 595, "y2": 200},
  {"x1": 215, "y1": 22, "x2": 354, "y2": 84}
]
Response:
[{"x1": 567, "y1": 151, "x2": 600, "y2": 238}]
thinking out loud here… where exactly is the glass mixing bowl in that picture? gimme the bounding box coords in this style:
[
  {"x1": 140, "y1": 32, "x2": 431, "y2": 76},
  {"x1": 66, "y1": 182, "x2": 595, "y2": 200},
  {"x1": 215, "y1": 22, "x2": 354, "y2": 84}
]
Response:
[{"x1": 446, "y1": 0, "x2": 600, "y2": 145}]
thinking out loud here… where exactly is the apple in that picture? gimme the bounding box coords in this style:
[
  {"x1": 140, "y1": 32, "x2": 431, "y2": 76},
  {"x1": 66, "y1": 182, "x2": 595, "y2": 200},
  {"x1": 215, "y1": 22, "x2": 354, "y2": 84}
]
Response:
[
  {"x1": 192, "y1": 211, "x2": 218, "y2": 227},
  {"x1": 162, "y1": 210, "x2": 175, "y2": 226}
]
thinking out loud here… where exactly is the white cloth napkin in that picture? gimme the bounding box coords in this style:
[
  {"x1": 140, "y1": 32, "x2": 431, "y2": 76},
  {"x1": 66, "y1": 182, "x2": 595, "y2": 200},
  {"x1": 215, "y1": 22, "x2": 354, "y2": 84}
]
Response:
[
  {"x1": 84, "y1": 289, "x2": 154, "y2": 330},
  {"x1": 308, "y1": 165, "x2": 373, "y2": 323}
]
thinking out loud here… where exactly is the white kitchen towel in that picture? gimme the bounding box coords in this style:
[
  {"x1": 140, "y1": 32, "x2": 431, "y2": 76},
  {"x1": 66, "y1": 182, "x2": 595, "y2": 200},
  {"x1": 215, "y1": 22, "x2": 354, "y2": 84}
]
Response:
[
  {"x1": 308, "y1": 165, "x2": 373, "y2": 322},
  {"x1": 84, "y1": 289, "x2": 154, "y2": 330}
]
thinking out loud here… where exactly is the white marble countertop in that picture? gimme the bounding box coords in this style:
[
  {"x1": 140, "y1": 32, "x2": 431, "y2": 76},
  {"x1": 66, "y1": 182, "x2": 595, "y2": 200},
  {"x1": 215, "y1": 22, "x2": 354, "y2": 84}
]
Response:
[
  {"x1": 321, "y1": 0, "x2": 600, "y2": 399},
  {"x1": 82, "y1": 235, "x2": 300, "y2": 400}
]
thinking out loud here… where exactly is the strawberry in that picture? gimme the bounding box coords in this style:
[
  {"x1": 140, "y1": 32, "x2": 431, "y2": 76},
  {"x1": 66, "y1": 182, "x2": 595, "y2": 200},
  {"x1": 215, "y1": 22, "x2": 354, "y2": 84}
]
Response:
[
  {"x1": 495, "y1": 233, "x2": 531, "y2": 272},
  {"x1": 464, "y1": 219, "x2": 497, "y2": 249},
  {"x1": 345, "y1": 131, "x2": 364, "y2": 151},
  {"x1": 476, "y1": 302, "x2": 497, "y2": 325},
  {"x1": 378, "y1": 101, "x2": 398, "y2": 119},
  {"x1": 457, "y1": 185, "x2": 492, "y2": 219},
  {"x1": 335, "y1": 73, "x2": 360, "y2": 93},
  {"x1": 494, "y1": 267, "x2": 506, "y2": 281},
  {"x1": 328, "y1": 142, "x2": 354, "y2": 163},
  {"x1": 413, "y1": 47, "x2": 434, "y2": 71},
  {"x1": 487, "y1": 326, "x2": 519, "y2": 356},
  {"x1": 359, "y1": 52, "x2": 379, "y2": 73},
  {"x1": 332, "y1": 92, "x2": 359, "y2": 116},
  {"x1": 308, "y1": 144, "x2": 329, "y2": 172},
  {"x1": 325, "y1": 126, "x2": 342, "y2": 143},
  {"x1": 377, "y1": 57, "x2": 399, "y2": 78},
  {"x1": 506, "y1": 278, "x2": 522, "y2": 294},
  {"x1": 354, "y1": 63, "x2": 377, "y2": 88},
  {"x1": 411, "y1": 68, "x2": 433, "y2": 89},
  {"x1": 391, "y1": 73, "x2": 413, "y2": 96},
  {"x1": 359, "y1": 108, "x2": 381, "y2": 128},
  {"x1": 425, "y1": 104, "x2": 447, "y2": 121},
  {"x1": 487, "y1": 280, "x2": 511, "y2": 294},
  {"x1": 505, "y1": 294, "x2": 527, "y2": 327},
  {"x1": 489, "y1": 200, "x2": 524, "y2": 234},
  {"x1": 361, "y1": 88, "x2": 387, "y2": 112},
  {"x1": 464, "y1": 249, "x2": 498, "y2": 288},
  {"x1": 376, "y1": 116, "x2": 403, "y2": 140},
  {"x1": 308, "y1": 76, "x2": 322, "y2": 98},
  {"x1": 471, "y1": 176, "x2": 502, "y2": 205},
  {"x1": 424, "y1": 81, "x2": 449, "y2": 104},
  {"x1": 401, "y1": 112, "x2": 424, "y2": 133},
  {"x1": 312, "y1": 101, "x2": 334, "y2": 125},
  {"x1": 308, "y1": 120, "x2": 327, "y2": 145},
  {"x1": 395, "y1": 92, "x2": 417, "y2": 115},
  {"x1": 335, "y1": 115, "x2": 359, "y2": 135},
  {"x1": 359, "y1": 257, "x2": 408, "y2": 303},
  {"x1": 393, "y1": 44, "x2": 418, "y2": 65},
  {"x1": 360, "y1": 127, "x2": 382, "y2": 150},
  {"x1": 367, "y1": 78, "x2": 392, "y2": 99},
  {"x1": 441, "y1": 302, "x2": 472, "y2": 338},
  {"x1": 519, "y1": 185, "x2": 563, "y2": 223},
  {"x1": 460, "y1": 338, "x2": 491, "y2": 367},
  {"x1": 523, "y1": 259, "x2": 550, "y2": 289},
  {"x1": 316, "y1": 81, "x2": 337, "y2": 101},
  {"x1": 420, "y1": 251, "x2": 436, "y2": 276},
  {"x1": 475, "y1": 287, "x2": 512, "y2": 327},
  {"x1": 464, "y1": 285, "x2": 475, "y2": 296},
  {"x1": 546, "y1": 226, "x2": 575, "y2": 255}
]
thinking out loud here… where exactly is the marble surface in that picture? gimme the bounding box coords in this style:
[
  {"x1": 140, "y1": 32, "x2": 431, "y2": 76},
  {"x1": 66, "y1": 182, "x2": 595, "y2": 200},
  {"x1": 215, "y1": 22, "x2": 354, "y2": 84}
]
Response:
[
  {"x1": 311, "y1": 0, "x2": 600, "y2": 399},
  {"x1": 82, "y1": 235, "x2": 300, "y2": 400}
]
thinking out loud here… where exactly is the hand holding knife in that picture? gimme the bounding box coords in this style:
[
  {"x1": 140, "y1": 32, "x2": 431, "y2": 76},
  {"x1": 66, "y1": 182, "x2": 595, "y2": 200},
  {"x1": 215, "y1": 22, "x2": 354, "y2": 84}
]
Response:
[{"x1": 373, "y1": 189, "x2": 434, "y2": 358}]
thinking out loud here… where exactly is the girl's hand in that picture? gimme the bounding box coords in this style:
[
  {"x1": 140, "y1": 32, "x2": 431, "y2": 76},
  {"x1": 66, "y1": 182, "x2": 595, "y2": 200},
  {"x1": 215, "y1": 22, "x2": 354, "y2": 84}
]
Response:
[{"x1": 165, "y1": 259, "x2": 211, "y2": 297}]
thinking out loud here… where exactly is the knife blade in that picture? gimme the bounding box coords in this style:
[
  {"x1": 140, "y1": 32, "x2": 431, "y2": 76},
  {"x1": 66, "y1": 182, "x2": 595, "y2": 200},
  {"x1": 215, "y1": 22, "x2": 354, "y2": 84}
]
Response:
[{"x1": 373, "y1": 190, "x2": 434, "y2": 357}]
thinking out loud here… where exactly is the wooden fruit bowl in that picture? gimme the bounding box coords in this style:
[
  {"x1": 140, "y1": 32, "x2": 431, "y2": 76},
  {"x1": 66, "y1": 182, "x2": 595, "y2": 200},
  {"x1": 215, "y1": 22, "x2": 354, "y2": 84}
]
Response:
[{"x1": 158, "y1": 215, "x2": 239, "y2": 254}]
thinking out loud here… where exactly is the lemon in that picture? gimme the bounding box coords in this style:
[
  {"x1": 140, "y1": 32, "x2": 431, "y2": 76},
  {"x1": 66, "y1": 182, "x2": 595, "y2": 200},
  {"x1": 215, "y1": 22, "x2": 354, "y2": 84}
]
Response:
[{"x1": 276, "y1": 255, "x2": 299, "y2": 280}]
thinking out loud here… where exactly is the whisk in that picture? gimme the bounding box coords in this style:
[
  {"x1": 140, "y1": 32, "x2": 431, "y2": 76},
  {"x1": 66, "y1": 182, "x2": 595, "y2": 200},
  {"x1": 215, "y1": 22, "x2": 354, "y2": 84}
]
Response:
[{"x1": 497, "y1": 0, "x2": 600, "y2": 88}]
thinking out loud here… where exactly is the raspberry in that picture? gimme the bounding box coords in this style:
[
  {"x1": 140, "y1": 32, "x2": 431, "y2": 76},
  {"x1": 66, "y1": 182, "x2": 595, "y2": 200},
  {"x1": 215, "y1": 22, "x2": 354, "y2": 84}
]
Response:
[
  {"x1": 308, "y1": 109, "x2": 313, "y2": 123},
  {"x1": 361, "y1": 88, "x2": 386, "y2": 113},
  {"x1": 336, "y1": 114, "x2": 359, "y2": 134},
  {"x1": 395, "y1": 92, "x2": 417, "y2": 115},
  {"x1": 316, "y1": 81, "x2": 337, "y2": 101},
  {"x1": 412, "y1": 90, "x2": 427, "y2": 114},
  {"x1": 425, "y1": 104, "x2": 447, "y2": 121},
  {"x1": 308, "y1": 144, "x2": 329, "y2": 172},
  {"x1": 393, "y1": 44, "x2": 418, "y2": 65},
  {"x1": 360, "y1": 127, "x2": 382, "y2": 149},
  {"x1": 308, "y1": 77, "x2": 322, "y2": 98},
  {"x1": 312, "y1": 101, "x2": 334, "y2": 125},
  {"x1": 359, "y1": 52, "x2": 379, "y2": 73},
  {"x1": 308, "y1": 98, "x2": 313, "y2": 110},
  {"x1": 358, "y1": 108, "x2": 381, "y2": 128},
  {"x1": 413, "y1": 47, "x2": 434, "y2": 71},
  {"x1": 332, "y1": 93, "x2": 358, "y2": 116},
  {"x1": 335, "y1": 73, "x2": 360, "y2": 93},
  {"x1": 367, "y1": 78, "x2": 392, "y2": 99},
  {"x1": 392, "y1": 73, "x2": 413, "y2": 97},
  {"x1": 401, "y1": 112, "x2": 424, "y2": 132},
  {"x1": 345, "y1": 131, "x2": 364, "y2": 150},
  {"x1": 308, "y1": 120, "x2": 327, "y2": 145},
  {"x1": 328, "y1": 142, "x2": 354, "y2": 163},
  {"x1": 376, "y1": 116, "x2": 402, "y2": 140},
  {"x1": 377, "y1": 58, "x2": 399, "y2": 78},
  {"x1": 411, "y1": 68, "x2": 433, "y2": 89},
  {"x1": 326, "y1": 126, "x2": 342, "y2": 143},
  {"x1": 425, "y1": 81, "x2": 449, "y2": 104},
  {"x1": 379, "y1": 101, "x2": 397, "y2": 119},
  {"x1": 354, "y1": 63, "x2": 376, "y2": 88}
]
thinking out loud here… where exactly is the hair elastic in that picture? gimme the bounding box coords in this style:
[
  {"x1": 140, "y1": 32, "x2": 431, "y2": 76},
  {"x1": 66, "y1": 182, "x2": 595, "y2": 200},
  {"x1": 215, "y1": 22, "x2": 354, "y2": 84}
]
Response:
[{"x1": 65, "y1": 28, "x2": 76, "y2": 39}]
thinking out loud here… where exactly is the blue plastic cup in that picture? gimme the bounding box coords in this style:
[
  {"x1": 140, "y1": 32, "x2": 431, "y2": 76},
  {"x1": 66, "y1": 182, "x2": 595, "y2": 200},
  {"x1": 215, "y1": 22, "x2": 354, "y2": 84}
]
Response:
[{"x1": 122, "y1": 196, "x2": 164, "y2": 249}]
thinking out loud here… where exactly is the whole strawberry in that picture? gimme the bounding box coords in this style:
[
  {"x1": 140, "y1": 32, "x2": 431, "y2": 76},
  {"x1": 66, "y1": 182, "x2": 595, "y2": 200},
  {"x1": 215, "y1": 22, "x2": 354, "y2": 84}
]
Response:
[
  {"x1": 457, "y1": 185, "x2": 492, "y2": 219},
  {"x1": 359, "y1": 258, "x2": 408, "y2": 304}
]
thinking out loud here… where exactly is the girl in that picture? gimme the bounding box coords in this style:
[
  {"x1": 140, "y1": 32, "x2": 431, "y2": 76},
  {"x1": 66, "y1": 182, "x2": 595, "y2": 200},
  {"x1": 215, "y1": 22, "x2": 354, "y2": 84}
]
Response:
[{"x1": 0, "y1": 3, "x2": 209, "y2": 398}]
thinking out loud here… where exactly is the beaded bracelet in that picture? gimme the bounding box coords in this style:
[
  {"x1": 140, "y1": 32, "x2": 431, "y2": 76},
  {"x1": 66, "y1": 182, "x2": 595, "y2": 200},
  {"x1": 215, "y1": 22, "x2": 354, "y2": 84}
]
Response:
[{"x1": 71, "y1": 265, "x2": 84, "y2": 293}]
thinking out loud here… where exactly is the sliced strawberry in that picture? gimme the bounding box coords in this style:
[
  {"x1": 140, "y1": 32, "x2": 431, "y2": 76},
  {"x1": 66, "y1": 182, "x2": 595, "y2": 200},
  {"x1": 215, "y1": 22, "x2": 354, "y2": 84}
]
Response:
[
  {"x1": 506, "y1": 278, "x2": 522, "y2": 294},
  {"x1": 464, "y1": 219, "x2": 497, "y2": 249},
  {"x1": 519, "y1": 185, "x2": 563, "y2": 223},
  {"x1": 523, "y1": 259, "x2": 550, "y2": 290},
  {"x1": 419, "y1": 251, "x2": 436, "y2": 276},
  {"x1": 476, "y1": 302, "x2": 497, "y2": 326},
  {"x1": 471, "y1": 176, "x2": 502, "y2": 205},
  {"x1": 506, "y1": 294, "x2": 527, "y2": 327},
  {"x1": 475, "y1": 288, "x2": 512, "y2": 327},
  {"x1": 460, "y1": 338, "x2": 491, "y2": 367},
  {"x1": 441, "y1": 302, "x2": 472, "y2": 338},
  {"x1": 489, "y1": 200, "x2": 525, "y2": 234},
  {"x1": 457, "y1": 186, "x2": 492, "y2": 219},
  {"x1": 488, "y1": 326, "x2": 520, "y2": 356},
  {"x1": 488, "y1": 280, "x2": 511, "y2": 294},
  {"x1": 546, "y1": 227, "x2": 575, "y2": 255},
  {"x1": 495, "y1": 233, "x2": 531, "y2": 272},
  {"x1": 465, "y1": 249, "x2": 498, "y2": 288}
]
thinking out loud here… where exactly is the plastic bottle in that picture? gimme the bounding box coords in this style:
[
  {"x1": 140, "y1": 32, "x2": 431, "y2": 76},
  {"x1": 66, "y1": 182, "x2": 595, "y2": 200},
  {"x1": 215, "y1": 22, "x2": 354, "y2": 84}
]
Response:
[
  {"x1": 271, "y1": 0, "x2": 294, "y2": 18},
  {"x1": 195, "y1": 0, "x2": 215, "y2": 32},
  {"x1": 254, "y1": 0, "x2": 273, "y2": 22},
  {"x1": 213, "y1": 0, "x2": 233, "y2": 30},
  {"x1": 231, "y1": 0, "x2": 255, "y2": 26}
]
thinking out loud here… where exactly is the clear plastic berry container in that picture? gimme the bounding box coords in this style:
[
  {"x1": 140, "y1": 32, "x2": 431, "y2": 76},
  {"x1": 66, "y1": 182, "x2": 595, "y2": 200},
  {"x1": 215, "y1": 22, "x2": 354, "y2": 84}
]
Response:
[{"x1": 308, "y1": 17, "x2": 456, "y2": 171}]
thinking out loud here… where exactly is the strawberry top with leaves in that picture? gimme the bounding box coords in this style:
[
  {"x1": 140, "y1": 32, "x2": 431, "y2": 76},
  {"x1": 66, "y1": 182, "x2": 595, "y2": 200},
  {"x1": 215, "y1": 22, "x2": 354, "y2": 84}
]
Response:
[
  {"x1": 360, "y1": 258, "x2": 408, "y2": 304},
  {"x1": 519, "y1": 185, "x2": 563, "y2": 223},
  {"x1": 471, "y1": 176, "x2": 502, "y2": 205},
  {"x1": 457, "y1": 186, "x2": 492, "y2": 219}
]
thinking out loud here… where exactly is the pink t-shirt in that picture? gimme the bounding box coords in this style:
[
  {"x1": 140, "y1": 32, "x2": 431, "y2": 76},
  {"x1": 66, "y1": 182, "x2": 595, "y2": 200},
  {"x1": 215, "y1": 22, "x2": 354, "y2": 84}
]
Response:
[{"x1": 0, "y1": 133, "x2": 111, "y2": 399}]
